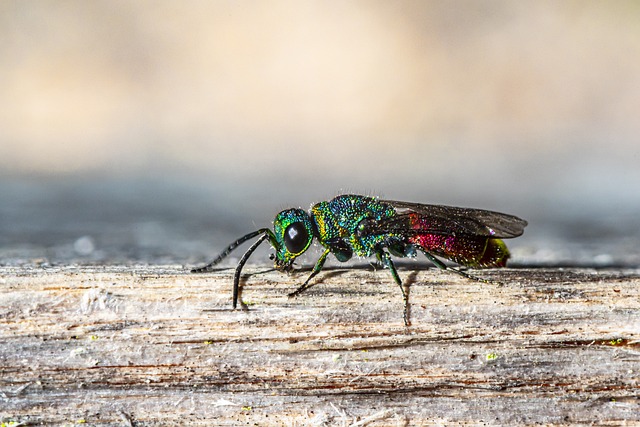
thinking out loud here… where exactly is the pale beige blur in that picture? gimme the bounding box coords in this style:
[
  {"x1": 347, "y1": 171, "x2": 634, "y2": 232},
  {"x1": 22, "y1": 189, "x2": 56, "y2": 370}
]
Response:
[{"x1": 1, "y1": 1, "x2": 639, "y2": 180}]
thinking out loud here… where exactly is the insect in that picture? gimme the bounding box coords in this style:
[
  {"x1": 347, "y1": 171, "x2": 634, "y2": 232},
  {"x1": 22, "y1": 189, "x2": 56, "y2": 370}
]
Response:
[{"x1": 192, "y1": 194, "x2": 527, "y2": 325}]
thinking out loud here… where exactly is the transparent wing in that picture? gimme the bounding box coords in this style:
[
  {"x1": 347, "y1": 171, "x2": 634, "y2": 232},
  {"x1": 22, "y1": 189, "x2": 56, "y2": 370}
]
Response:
[{"x1": 375, "y1": 199, "x2": 528, "y2": 238}]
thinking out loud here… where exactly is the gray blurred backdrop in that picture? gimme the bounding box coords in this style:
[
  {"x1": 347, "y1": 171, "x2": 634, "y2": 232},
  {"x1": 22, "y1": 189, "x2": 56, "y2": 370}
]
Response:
[{"x1": 1, "y1": 1, "x2": 639, "y2": 267}]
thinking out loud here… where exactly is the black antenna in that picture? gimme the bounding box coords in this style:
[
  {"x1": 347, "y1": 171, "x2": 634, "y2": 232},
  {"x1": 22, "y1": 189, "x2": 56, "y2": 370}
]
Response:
[
  {"x1": 191, "y1": 228, "x2": 271, "y2": 273},
  {"x1": 232, "y1": 232, "x2": 269, "y2": 308},
  {"x1": 191, "y1": 228, "x2": 273, "y2": 308}
]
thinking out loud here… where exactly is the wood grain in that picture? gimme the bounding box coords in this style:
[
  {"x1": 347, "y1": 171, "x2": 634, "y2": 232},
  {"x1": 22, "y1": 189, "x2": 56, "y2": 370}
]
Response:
[{"x1": 1, "y1": 265, "x2": 639, "y2": 425}]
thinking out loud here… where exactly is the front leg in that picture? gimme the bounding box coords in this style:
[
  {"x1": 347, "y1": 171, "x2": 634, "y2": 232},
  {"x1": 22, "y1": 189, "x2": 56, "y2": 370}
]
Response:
[
  {"x1": 288, "y1": 248, "x2": 331, "y2": 297},
  {"x1": 288, "y1": 237, "x2": 354, "y2": 298}
]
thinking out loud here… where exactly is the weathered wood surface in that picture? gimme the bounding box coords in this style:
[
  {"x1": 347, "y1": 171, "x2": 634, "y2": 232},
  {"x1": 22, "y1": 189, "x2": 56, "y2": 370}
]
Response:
[{"x1": 1, "y1": 264, "x2": 639, "y2": 426}]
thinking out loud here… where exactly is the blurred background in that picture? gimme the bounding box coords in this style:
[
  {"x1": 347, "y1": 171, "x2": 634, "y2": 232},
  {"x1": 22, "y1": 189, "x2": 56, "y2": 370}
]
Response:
[{"x1": 1, "y1": 1, "x2": 639, "y2": 267}]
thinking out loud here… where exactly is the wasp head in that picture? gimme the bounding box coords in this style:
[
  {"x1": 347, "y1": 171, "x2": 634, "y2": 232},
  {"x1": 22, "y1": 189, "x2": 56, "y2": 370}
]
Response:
[{"x1": 271, "y1": 208, "x2": 314, "y2": 271}]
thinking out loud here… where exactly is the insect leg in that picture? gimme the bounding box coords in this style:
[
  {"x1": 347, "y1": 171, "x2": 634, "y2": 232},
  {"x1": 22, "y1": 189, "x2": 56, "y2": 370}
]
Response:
[
  {"x1": 376, "y1": 249, "x2": 410, "y2": 326},
  {"x1": 288, "y1": 248, "x2": 331, "y2": 298},
  {"x1": 421, "y1": 251, "x2": 490, "y2": 284}
]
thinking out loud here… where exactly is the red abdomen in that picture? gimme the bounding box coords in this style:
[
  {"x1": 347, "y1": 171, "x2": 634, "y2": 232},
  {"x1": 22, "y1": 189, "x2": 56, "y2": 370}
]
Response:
[{"x1": 406, "y1": 213, "x2": 510, "y2": 268}]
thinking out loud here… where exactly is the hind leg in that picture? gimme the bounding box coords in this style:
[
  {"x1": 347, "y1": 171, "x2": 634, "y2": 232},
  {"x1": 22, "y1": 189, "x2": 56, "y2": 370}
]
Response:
[{"x1": 421, "y1": 251, "x2": 491, "y2": 284}]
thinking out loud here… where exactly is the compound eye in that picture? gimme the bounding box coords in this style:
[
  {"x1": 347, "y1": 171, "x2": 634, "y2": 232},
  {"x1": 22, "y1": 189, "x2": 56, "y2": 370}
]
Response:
[{"x1": 284, "y1": 222, "x2": 309, "y2": 254}]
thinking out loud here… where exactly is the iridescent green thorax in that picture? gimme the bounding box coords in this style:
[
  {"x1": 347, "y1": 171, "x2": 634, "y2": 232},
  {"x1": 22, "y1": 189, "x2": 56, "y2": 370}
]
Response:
[{"x1": 311, "y1": 195, "x2": 398, "y2": 257}]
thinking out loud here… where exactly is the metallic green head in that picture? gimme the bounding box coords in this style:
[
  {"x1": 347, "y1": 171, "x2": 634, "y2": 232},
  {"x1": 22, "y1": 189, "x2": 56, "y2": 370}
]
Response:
[{"x1": 272, "y1": 208, "x2": 315, "y2": 270}]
